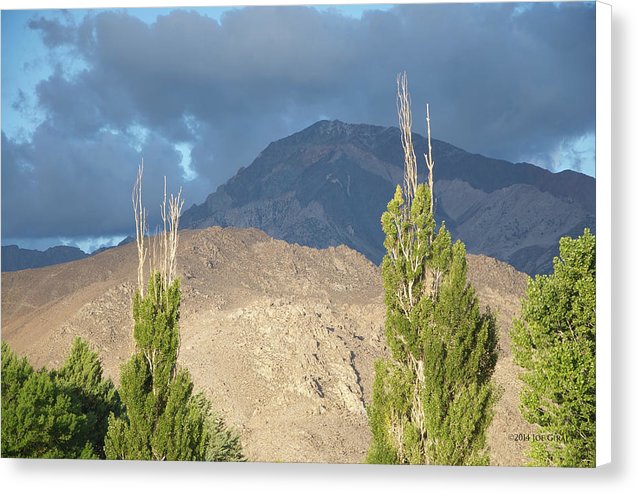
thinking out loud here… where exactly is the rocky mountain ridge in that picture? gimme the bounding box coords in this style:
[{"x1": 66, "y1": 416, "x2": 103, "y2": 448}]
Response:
[
  {"x1": 1, "y1": 236, "x2": 134, "y2": 272},
  {"x1": 1, "y1": 244, "x2": 88, "y2": 272},
  {"x1": 182, "y1": 120, "x2": 595, "y2": 275}
]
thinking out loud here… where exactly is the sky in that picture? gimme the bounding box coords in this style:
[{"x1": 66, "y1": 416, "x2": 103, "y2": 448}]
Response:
[{"x1": 1, "y1": 1, "x2": 596, "y2": 252}]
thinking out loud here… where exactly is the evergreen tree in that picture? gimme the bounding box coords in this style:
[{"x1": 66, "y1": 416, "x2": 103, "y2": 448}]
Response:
[
  {"x1": 103, "y1": 271, "x2": 211, "y2": 460},
  {"x1": 105, "y1": 166, "x2": 243, "y2": 461},
  {"x1": 511, "y1": 229, "x2": 596, "y2": 467},
  {"x1": 1, "y1": 341, "x2": 33, "y2": 412},
  {"x1": 204, "y1": 409, "x2": 245, "y2": 462},
  {"x1": 56, "y1": 337, "x2": 121, "y2": 458},
  {"x1": 367, "y1": 73, "x2": 498, "y2": 465},
  {"x1": 1, "y1": 339, "x2": 117, "y2": 459}
]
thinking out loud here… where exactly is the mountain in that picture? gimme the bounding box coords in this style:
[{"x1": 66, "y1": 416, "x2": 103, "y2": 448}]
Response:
[
  {"x1": 1, "y1": 236, "x2": 136, "y2": 272},
  {"x1": 1, "y1": 244, "x2": 88, "y2": 272},
  {"x1": 2, "y1": 226, "x2": 533, "y2": 465},
  {"x1": 181, "y1": 120, "x2": 595, "y2": 275}
]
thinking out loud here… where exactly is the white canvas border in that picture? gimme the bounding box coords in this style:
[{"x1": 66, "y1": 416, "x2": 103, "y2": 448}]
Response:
[
  {"x1": 595, "y1": 0, "x2": 611, "y2": 468},
  {"x1": 0, "y1": 0, "x2": 623, "y2": 489}
]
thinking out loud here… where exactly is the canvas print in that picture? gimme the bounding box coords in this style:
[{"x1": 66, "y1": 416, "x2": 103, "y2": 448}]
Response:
[{"x1": 1, "y1": 2, "x2": 598, "y2": 466}]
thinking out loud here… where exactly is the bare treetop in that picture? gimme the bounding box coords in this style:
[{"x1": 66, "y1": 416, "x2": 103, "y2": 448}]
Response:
[{"x1": 132, "y1": 162, "x2": 184, "y2": 296}]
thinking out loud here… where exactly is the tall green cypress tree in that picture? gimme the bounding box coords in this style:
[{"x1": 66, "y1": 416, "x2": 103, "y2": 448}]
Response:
[
  {"x1": 367, "y1": 73, "x2": 498, "y2": 465},
  {"x1": 105, "y1": 167, "x2": 243, "y2": 461},
  {"x1": 104, "y1": 169, "x2": 210, "y2": 461},
  {"x1": 104, "y1": 273, "x2": 210, "y2": 460},
  {"x1": 511, "y1": 229, "x2": 596, "y2": 467}
]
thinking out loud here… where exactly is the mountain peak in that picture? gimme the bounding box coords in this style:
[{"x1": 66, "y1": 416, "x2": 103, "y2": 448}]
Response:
[
  {"x1": 308, "y1": 119, "x2": 380, "y2": 133},
  {"x1": 281, "y1": 119, "x2": 391, "y2": 148}
]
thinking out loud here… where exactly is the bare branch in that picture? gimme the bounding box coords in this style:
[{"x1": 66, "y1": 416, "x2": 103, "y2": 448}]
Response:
[
  {"x1": 397, "y1": 71, "x2": 418, "y2": 214},
  {"x1": 166, "y1": 186, "x2": 184, "y2": 288},
  {"x1": 423, "y1": 103, "x2": 434, "y2": 215},
  {"x1": 132, "y1": 162, "x2": 184, "y2": 295},
  {"x1": 132, "y1": 160, "x2": 147, "y2": 297},
  {"x1": 152, "y1": 176, "x2": 185, "y2": 290},
  {"x1": 160, "y1": 177, "x2": 168, "y2": 290}
]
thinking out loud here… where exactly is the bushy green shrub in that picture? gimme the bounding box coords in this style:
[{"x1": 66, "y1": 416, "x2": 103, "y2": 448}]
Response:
[{"x1": 512, "y1": 229, "x2": 596, "y2": 467}]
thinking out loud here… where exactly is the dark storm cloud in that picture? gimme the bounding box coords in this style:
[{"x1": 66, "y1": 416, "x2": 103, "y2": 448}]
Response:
[
  {"x1": 1, "y1": 126, "x2": 191, "y2": 239},
  {"x1": 3, "y1": 3, "x2": 595, "y2": 241}
]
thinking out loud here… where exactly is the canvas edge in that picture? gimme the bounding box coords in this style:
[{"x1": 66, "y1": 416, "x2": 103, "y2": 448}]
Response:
[{"x1": 595, "y1": 0, "x2": 611, "y2": 469}]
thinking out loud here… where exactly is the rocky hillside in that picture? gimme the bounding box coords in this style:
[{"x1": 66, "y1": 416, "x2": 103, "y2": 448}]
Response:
[
  {"x1": 2, "y1": 226, "x2": 534, "y2": 465},
  {"x1": 182, "y1": 120, "x2": 595, "y2": 276}
]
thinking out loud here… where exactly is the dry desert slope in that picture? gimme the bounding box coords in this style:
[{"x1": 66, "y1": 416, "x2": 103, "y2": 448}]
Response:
[{"x1": 1, "y1": 226, "x2": 534, "y2": 464}]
